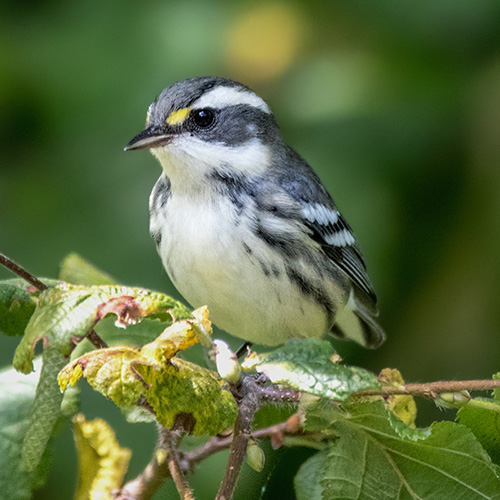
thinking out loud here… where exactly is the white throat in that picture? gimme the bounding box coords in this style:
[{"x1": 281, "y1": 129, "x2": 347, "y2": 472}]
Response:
[{"x1": 151, "y1": 136, "x2": 270, "y2": 193}]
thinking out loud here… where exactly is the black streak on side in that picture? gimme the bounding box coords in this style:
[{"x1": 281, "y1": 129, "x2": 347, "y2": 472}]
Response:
[
  {"x1": 208, "y1": 169, "x2": 257, "y2": 215},
  {"x1": 285, "y1": 266, "x2": 335, "y2": 324},
  {"x1": 242, "y1": 242, "x2": 253, "y2": 255},
  {"x1": 255, "y1": 227, "x2": 289, "y2": 253},
  {"x1": 152, "y1": 175, "x2": 171, "y2": 208},
  {"x1": 259, "y1": 261, "x2": 270, "y2": 276},
  {"x1": 152, "y1": 231, "x2": 162, "y2": 247},
  {"x1": 150, "y1": 175, "x2": 171, "y2": 248}
]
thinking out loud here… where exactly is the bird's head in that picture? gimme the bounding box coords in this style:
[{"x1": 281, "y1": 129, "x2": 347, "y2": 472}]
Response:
[{"x1": 125, "y1": 77, "x2": 280, "y2": 185}]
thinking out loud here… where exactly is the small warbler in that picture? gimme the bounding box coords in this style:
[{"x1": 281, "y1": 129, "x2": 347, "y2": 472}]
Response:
[{"x1": 125, "y1": 77, "x2": 385, "y2": 348}]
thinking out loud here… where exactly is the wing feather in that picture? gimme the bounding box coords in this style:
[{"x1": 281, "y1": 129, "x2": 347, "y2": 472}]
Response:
[{"x1": 275, "y1": 146, "x2": 377, "y2": 309}]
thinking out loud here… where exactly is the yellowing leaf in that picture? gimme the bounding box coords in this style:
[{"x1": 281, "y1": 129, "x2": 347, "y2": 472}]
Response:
[
  {"x1": 379, "y1": 368, "x2": 417, "y2": 428},
  {"x1": 58, "y1": 307, "x2": 236, "y2": 435},
  {"x1": 145, "y1": 358, "x2": 237, "y2": 436},
  {"x1": 73, "y1": 414, "x2": 131, "y2": 500},
  {"x1": 14, "y1": 283, "x2": 192, "y2": 374},
  {"x1": 58, "y1": 347, "x2": 151, "y2": 407},
  {"x1": 141, "y1": 306, "x2": 212, "y2": 363},
  {"x1": 57, "y1": 306, "x2": 212, "y2": 406}
]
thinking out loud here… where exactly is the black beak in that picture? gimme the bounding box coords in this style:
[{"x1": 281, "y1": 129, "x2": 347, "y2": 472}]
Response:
[{"x1": 124, "y1": 127, "x2": 173, "y2": 151}]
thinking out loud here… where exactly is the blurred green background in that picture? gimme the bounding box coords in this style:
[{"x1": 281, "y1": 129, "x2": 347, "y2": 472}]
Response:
[{"x1": 2, "y1": 0, "x2": 500, "y2": 498}]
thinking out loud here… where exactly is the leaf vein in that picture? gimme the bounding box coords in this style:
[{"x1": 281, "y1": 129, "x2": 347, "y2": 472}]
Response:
[
  {"x1": 387, "y1": 447, "x2": 494, "y2": 499},
  {"x1": 351, "y1": 420, "x2": 493, "y2": 466}
]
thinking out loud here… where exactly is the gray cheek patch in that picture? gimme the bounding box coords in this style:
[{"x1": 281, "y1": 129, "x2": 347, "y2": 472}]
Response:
[{"x1": 193, "y1": 105, "x2": 279, "y2": 147}]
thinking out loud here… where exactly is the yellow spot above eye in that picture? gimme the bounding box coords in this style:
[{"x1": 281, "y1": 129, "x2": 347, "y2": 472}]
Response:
[{"x1": 167, "y1": 107, "x2": 191, "y2": 126}]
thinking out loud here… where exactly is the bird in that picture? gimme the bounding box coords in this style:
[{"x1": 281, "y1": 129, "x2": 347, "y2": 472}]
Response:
[{"x1": 125, "y1": 76, "x2": 385, "y2": 348}]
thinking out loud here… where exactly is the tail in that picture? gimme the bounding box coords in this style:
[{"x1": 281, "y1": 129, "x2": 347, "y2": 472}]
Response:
[{"x1": 330, "y1": 289, "x2": 386, "y2": 349}]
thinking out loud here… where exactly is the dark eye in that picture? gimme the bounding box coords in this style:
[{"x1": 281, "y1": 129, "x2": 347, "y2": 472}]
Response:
[{"x1": 193, "y1": 108, "x2": 215, "y2": 128}]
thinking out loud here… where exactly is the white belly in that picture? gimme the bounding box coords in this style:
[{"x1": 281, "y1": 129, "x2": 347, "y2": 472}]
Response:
[{"x1": 154, "y1": 192, "x2": 330, "y2": 345}]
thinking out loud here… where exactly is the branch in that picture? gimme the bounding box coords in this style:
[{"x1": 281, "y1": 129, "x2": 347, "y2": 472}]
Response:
[
  {"x1": 114, "y1": 410, "x2": 308, "y2": 500},
  {"x1": 85, "y1": 328, "x2": 109, "y2": 349},
  {"x1": 160, "y1": 427, "x2": 194, "y2": 500},
  {"x1": 114, "y1": 426, "x2": 193, "y2": 500},
  {"x1": 116, "y1": 376, "x2": 303, "y2": 500},
  {"x1": 0, "y1": 252, "x2": 48, "y2": 291},
  {"x1": 179, "y1": 378, "x2": 500, "y2": 468},
  {"x1": 353, "y1": 379, "x2": 500, "y2": 398},
  {"x1": 183, "y1": 412, "x2": 307, "y2": 469},
  {"x1": 215, "y1": 375, "x2": 283, "y2": 500},
  {"x1": 0, "y1": 252, "x2": 109, "y2": 350},
  {"x1": 215, "y1": 414, "x2": 248, "y2": 500},
  {"x1": 257, "y1": 384, "x2": 301, "y2": 403},
  {"x1": 114, "y1": 446, "x2": 169, "y2": 500}
]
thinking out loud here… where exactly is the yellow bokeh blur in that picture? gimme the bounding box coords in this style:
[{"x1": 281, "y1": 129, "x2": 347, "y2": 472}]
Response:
[{"x1": 225, "y1": 3, "x2": 305, "y2": 84}]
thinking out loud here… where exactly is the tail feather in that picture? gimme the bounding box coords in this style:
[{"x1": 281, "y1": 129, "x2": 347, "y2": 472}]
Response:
[{"x1": 330, "y1": 290, "x2": 386, "y2": 349}]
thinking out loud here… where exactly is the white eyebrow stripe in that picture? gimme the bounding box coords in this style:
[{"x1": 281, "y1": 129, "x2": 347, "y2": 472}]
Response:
[{"x1": 191, "y1": 86, "x2": 271, "y2": 113}]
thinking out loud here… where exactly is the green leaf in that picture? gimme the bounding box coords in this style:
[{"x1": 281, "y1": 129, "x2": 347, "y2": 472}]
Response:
[
  {"x1": 302, "y1": 397, "x2": 341, "y2": 432},
  {"x1": 300, "y1": 400, "x2": 500, "y2": 500},
  {"x1": 294, "y1": 449, "x2": 328, "y2": 500},
  {"x1": 0, "y1": 360, "x2": 43, "y2": 500},
  {"x1": 493, "y1": 373, "x2": 500, "y2": 402},
  {"x1": 0, "y1": 357, "x2": 77, "y2": 500},
  {"x1": 242, "y1": 339, "x2": 380, "y2": 401},
  {"x1": 253, "y1": 403, "x2": 297, "y2": 431},
  {"x1": 0, "y1": 279, "x2": 37, "y2": 337},
  {"x1": 59, "y1": 253, "x2": 116, "y2": 286},
  {"x1": 0, "y1": 278, "x2": 55, "y2": 337},
  {"x1": 22, "y1": 345, "x2": 68, "y2": 472},
  {"x1": 120, "y1": 405, "x2": 157, "y2": 424},
  {"x1": 13, "y1": 283, "x2": 192, "y2": 374},
  {"x1": 458, "y1": 398, "x2": 500, "y2": 465}
]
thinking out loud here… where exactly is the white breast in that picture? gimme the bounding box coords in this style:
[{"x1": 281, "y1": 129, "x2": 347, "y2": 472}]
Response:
[{"x1": 152, "y1": 191, "x2": 331, "y2": 345}]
